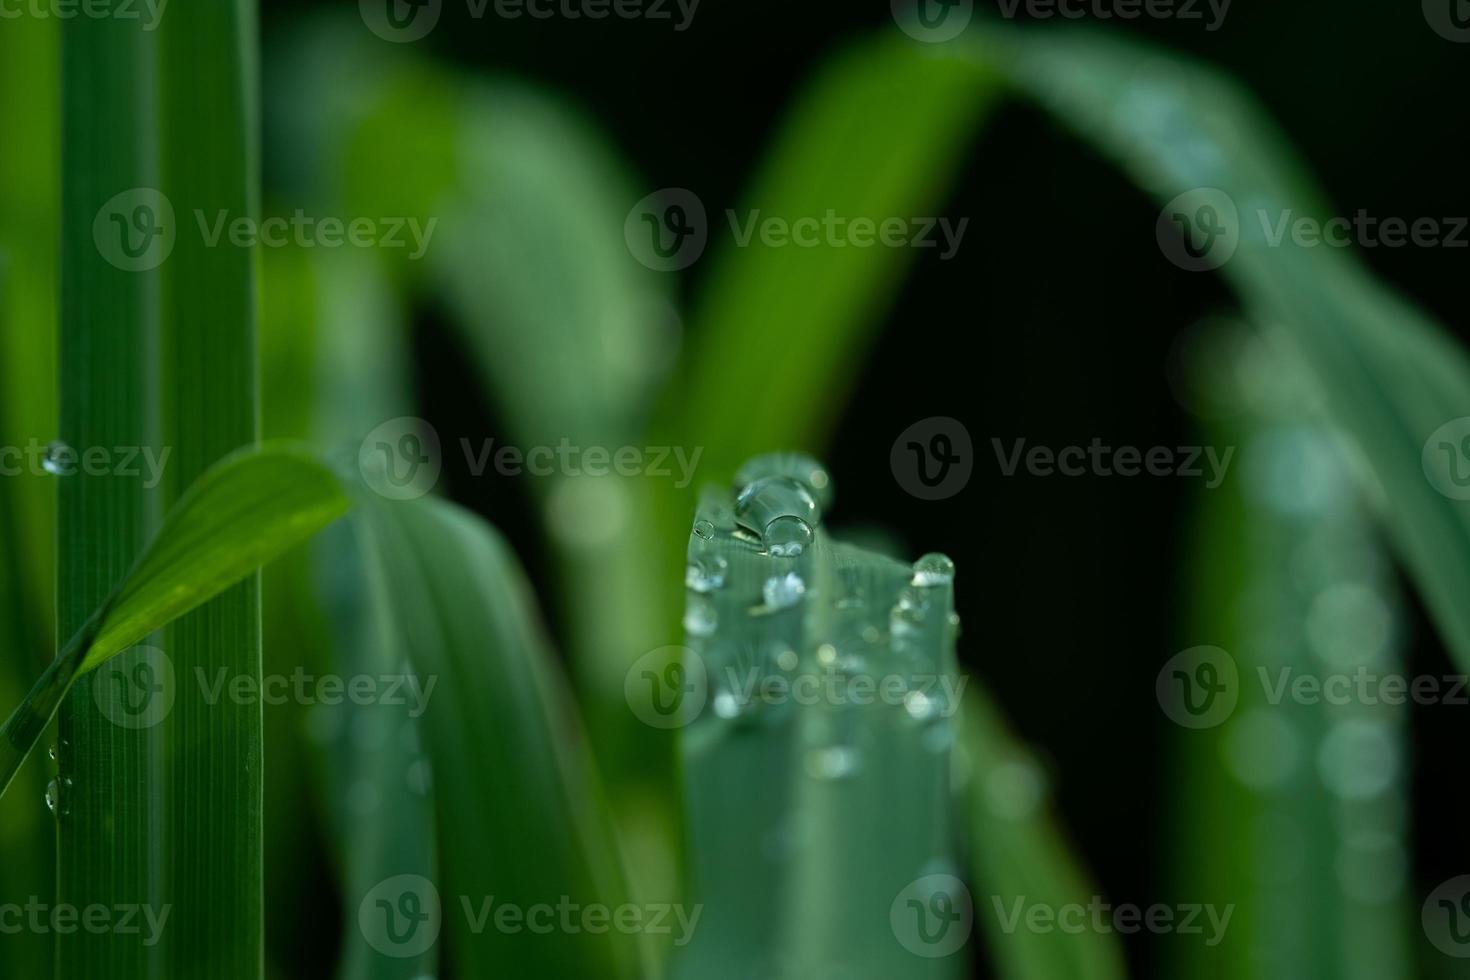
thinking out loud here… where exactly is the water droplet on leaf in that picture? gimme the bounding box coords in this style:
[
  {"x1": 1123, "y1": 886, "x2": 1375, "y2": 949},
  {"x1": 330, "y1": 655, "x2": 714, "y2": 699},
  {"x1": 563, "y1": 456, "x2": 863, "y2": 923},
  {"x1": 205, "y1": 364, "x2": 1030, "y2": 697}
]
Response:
[
  {"x1": 763, "y1": 572, "x2": 806, "y2": 610},
  {"x1": 42, "y1": 441, "x2": 73, "y2": 476},
  {"x1": 685, "y1": 555, "x2": 729, "y2": 593},
  {"x1": 763, "y1": 514, "x2": 813, "y2": 557},
  {"x1": 912, "y1": 553, "x2": 956, "y2": 588}
]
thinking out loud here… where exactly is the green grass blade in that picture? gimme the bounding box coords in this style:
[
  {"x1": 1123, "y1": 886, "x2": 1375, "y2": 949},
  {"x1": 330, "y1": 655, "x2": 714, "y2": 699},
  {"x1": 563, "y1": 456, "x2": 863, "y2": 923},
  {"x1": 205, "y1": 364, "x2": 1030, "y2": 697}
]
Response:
[
  {"x1": 304, "y1": 250, "x2": 436, "y2": 980},
  {"x1": 1, "y1": 446, "x2": 349, "y2": 798},
  {"x1": 674, "y1": 456, "x2": 964, "y2": 980},
  {"x1": 270, "y1": 25, "x2": 686, "y2": 906},
  {"x1": 1168, "y1": 326, "x2": 1413, "y2": 980},
  {"x1": 0, "y1": 14, "x2": 59, "y2": 953},
  {"x1": 55, "y1": 12, "x2": 165, "y2": 974},
  {"x1": 664, "y1": 38, "x2": 995, "y2": 482},
  {"x1": 87, "y1": 446, "x2": 350, "y2": 667},
  {"x1": 350, "y1": 491, "x2": 644, "y2": 980},
  {"x1": 0, "y1": 19, "x2": 60, "y2": 973},
  {"x1": 958, "y1": 685, "x2": 1128, "y2": 980},
  {"x1": 154, "y1": 1, "x2": 263, "y2": 971}
]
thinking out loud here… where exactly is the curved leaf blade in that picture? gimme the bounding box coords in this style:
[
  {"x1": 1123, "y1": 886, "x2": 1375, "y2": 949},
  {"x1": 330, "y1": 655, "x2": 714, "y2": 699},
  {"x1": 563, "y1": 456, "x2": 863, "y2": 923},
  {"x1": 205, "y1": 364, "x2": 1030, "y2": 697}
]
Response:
[
  {"x1": 351, "y1": 491, "x2": 645, "y2": 980},
  {"x1": 0, "y1": 445, "x2": 350, "y2": 798}
]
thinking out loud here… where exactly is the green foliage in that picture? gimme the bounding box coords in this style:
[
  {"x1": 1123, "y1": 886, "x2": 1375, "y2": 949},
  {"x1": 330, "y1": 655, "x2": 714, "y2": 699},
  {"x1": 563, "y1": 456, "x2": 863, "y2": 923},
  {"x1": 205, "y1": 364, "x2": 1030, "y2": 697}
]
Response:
[
  {"x1": 348, "y1": 490, "x2": 645, "y2": 980},
  {"x1": 674, "y1": 455, "x2": 963, "y2": 980},
  {"x1": 0, "y1": 446, "x2": 350, "y2": 799},
  {"x1": 959, "y1": 688, "x2": 1128, "y2": 980}
]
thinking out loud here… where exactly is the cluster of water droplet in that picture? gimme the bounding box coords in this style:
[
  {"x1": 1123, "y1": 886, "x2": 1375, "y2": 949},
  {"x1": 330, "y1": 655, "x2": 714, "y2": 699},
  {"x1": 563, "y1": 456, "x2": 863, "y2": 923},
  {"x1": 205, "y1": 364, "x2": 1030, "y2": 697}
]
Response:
[{"x1": 732, "y1": 453, "x2": 831, "y2": 560}]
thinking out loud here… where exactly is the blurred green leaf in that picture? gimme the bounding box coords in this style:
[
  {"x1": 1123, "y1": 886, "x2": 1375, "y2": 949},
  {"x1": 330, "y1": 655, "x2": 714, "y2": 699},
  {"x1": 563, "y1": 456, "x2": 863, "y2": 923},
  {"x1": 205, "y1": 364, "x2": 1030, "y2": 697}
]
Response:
[
  {"x1": 352, "y1": 491, "x2": 645, "y2": 980},
  {"x1": 958, "y1": 684, "x2": 1128, "y2": 980},
  {"x1": 666, "y1": 37, "x2": 996, "y2": 482},
  {"x1": 1169, "y1": 325, "x2": 1413, "y2": 980}
]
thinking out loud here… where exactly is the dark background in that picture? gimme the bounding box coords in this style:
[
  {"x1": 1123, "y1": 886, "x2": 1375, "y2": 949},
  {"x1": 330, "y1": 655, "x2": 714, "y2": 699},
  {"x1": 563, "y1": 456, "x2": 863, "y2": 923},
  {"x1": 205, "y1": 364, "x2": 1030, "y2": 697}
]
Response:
[{"x1": 260, "y1": 2, "x2": 1470, "y2": 974}]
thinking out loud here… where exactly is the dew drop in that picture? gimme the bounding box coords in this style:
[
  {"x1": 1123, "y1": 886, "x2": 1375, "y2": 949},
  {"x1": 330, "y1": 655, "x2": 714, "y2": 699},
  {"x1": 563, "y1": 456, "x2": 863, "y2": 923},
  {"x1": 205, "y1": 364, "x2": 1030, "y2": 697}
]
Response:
[
  {"x1": 775, "y1": 646, "x2": 800, "y2": 672},
  {"x1": 41, "y1": 441, "x2": 73, "y2": 476},
  {"x1": 904, "y1": 690, "x2": 939, "y2": 721},
  {"x1": 692, "y1": 519, "x2": 715, "y2": 541},
  {"x1": 911, "y1": 553, "x2": 956, "y2": 588},
  {"x1": 44, "y1": 776, "x2": 72, "y2": 817},
  {"x1": 684, "y1": 599, "x2": 718, "y2": 637},
  {"x1": 763, "y1": 514, "x2": 813, "y2": 557},
  {"x1": 47, "y1": 742, "x2": 58, "y2": 762},
  {"x1": 734, "y1": 453, "x2": 833, "y2": 510},
  {"x1": 806, "y1": 745, "x2": 862, "y2": 781},
  {"x1": 734, "y1": 474, "x2": 821, "y2": 553},
  {"x1": 763, "y1": 572, "x2": 806, "y2": 610},
  {"x1": 891, "y1": 593, "x2": 927, "y2": 636},
  {"x1": 685, "y1": 555, "x2": 729, "y2": 593},
  {"x1": 713, "y1": 690, "x2": 742, "y2": 719}
]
